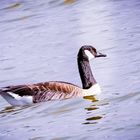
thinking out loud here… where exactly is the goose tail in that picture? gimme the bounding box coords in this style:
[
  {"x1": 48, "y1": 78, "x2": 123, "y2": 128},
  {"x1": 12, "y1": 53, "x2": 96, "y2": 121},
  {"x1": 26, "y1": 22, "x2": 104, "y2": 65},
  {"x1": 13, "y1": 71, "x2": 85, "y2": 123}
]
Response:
[
  {"x1": 0, "y1": 89, "x2": 4, "y2": 94},
  {"x1": 0, "y1": 88, "x2": 7, "y2": 95}
]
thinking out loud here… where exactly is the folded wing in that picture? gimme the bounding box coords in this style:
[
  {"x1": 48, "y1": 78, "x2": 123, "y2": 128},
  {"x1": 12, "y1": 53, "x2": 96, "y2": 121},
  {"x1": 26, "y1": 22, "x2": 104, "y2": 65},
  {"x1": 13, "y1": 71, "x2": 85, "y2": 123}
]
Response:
[{"x1": 1, "y1": 82, "x2": 81, "y2": 104}]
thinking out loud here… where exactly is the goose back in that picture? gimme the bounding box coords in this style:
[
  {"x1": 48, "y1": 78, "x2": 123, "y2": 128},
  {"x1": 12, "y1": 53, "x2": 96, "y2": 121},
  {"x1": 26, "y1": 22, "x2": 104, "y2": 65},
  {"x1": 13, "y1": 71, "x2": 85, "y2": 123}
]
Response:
[{"x1": 1, "y1": 82, "x2": 82, "y2": 104}]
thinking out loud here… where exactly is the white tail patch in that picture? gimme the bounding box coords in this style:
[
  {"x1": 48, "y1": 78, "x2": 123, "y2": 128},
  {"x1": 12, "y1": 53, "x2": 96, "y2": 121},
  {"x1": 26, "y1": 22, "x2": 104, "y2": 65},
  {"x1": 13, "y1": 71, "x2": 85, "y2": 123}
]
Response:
[
  {"x1": 84, "y1": 50, "x2": 95, "y2": 60},
  {"x1": 1, "y1": 92, "x2": 33, "y2": 106},
  {"x1": 82, "y1": 84, "x2": 101, "y2": 96}
]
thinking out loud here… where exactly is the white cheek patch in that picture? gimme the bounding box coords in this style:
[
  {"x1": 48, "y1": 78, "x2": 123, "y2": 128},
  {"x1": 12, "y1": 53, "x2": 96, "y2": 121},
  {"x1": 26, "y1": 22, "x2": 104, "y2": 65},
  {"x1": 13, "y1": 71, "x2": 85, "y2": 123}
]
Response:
[{"x1": 84, "y1": 50, "x2": 95, "y2": 60}]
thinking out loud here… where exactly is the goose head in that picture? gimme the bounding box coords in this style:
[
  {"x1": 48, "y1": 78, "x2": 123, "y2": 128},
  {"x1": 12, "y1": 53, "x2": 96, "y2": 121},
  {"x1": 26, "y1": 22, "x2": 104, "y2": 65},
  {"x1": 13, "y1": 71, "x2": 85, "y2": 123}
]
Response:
[{"x1": 78, "y1": 45, "x2": 107, "y2": 61}]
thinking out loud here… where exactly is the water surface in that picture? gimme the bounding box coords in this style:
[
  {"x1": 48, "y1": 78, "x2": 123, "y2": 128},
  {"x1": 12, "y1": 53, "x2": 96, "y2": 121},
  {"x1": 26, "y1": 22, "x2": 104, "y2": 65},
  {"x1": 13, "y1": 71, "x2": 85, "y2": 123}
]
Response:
[{"x1": 0, "y1": 0, "x2": 140, "y2": 140}]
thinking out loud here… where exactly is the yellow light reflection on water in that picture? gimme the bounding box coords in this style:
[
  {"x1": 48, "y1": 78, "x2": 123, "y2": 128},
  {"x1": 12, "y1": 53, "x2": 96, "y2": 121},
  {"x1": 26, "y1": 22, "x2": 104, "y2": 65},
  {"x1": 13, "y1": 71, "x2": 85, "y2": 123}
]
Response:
[{"x1": 64, "y1": 0, "x2": 76, "y2": 4}]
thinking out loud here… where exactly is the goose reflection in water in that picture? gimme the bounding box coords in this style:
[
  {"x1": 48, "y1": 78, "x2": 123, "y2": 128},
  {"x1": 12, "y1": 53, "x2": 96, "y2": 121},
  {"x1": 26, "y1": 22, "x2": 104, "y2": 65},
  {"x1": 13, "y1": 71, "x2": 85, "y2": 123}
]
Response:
[{"x1": 83, "y1": 95, "x2": 107, "y2": 125}]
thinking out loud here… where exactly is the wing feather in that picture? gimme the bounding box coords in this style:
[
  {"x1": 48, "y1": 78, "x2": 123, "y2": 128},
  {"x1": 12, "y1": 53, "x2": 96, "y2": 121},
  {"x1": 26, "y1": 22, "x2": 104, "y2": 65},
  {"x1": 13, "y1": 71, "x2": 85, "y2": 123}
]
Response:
[{"x1": 1, "y1": 81, "x2": 82, "y2": 103}]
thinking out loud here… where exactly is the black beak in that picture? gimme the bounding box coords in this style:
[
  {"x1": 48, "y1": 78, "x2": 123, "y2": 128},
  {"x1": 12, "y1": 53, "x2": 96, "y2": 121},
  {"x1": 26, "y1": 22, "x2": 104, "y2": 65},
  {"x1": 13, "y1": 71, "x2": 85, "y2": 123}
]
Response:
[{"x1": 95, "y1": 51, "x2": 107, "y2": 57}]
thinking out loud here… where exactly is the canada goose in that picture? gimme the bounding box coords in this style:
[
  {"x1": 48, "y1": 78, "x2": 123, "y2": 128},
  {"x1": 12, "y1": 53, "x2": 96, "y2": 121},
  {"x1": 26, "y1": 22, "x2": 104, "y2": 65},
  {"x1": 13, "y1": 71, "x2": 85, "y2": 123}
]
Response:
[{"x1": 0, "y1": 45, "x2": 106, "y2": 106}]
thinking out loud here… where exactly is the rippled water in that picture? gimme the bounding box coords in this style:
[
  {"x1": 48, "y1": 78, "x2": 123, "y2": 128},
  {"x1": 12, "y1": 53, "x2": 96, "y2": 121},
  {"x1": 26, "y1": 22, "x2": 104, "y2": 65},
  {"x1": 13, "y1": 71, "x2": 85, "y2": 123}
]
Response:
[{"x1": 0, "y1": 0, "x2": 140, "y2": 139}]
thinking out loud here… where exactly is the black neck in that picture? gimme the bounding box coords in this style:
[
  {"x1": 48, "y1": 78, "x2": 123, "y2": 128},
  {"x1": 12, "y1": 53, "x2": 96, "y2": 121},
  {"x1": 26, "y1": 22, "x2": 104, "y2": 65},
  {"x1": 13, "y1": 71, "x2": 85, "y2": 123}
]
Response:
[{"x1": 77, "y1": 57, "x2": 97, "y2": 89}]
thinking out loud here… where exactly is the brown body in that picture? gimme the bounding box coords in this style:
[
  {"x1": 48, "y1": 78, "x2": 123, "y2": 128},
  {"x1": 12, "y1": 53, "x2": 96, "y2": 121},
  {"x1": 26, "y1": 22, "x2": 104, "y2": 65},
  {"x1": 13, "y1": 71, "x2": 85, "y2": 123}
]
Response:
[{"x1": 3, "y1": 82, "x2": 82, "y2": 103}]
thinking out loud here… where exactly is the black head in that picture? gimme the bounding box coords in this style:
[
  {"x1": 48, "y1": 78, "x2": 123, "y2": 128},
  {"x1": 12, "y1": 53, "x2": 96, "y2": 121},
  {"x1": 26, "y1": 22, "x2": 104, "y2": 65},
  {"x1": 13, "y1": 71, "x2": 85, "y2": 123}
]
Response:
[{"x1": 78, "y1": 45, "x2": 107, "y2": 61}]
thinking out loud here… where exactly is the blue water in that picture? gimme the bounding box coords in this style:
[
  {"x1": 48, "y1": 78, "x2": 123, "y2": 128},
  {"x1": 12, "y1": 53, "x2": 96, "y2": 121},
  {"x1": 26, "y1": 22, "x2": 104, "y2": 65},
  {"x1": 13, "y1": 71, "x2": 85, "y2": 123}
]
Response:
[{"x1": 0, "y1": 0, "x2": 140, "y2": 140}]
